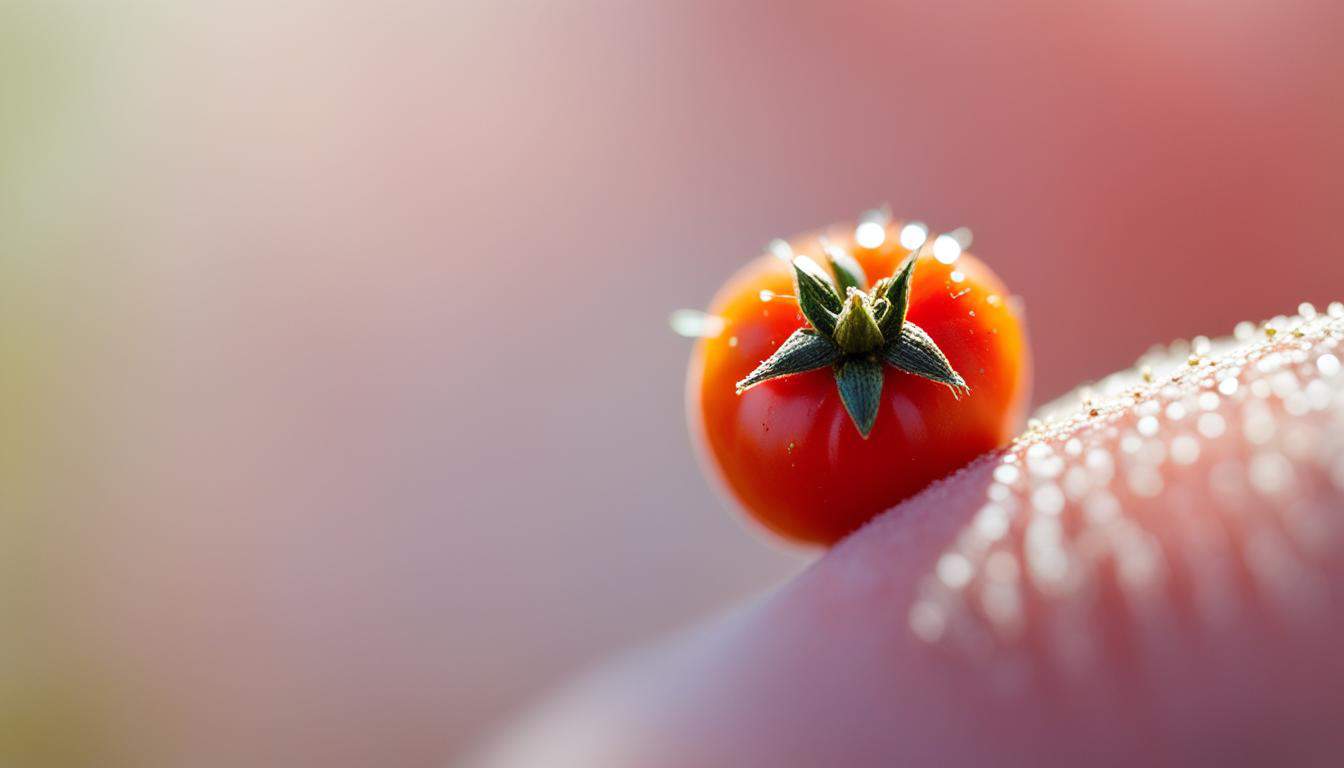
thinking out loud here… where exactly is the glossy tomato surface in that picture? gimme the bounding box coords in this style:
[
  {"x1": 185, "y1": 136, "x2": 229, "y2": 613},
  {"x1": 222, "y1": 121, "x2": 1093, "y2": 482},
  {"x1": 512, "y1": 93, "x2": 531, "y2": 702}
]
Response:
[{"x1": 688, "y1": 224, "x2": 1030, "y2": 546}]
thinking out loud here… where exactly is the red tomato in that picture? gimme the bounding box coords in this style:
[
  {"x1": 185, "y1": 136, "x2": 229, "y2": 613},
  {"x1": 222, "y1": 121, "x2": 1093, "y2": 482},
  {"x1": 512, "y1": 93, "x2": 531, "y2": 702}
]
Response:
[{"x1": 687, "y1": 221, "x2": 1030, "y2": 546}]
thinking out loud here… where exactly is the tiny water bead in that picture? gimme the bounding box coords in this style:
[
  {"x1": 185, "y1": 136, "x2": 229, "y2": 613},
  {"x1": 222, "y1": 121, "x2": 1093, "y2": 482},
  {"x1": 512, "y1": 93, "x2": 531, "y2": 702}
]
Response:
[
  {"x1": 947, "y1": 227, "x2": 974, "y2": 251},
  {"x1": 757, "y1": 289, "x2": 797, "y2": 304},
  {"x1": 932, "y1": 234, "x2": 962, "y2": 265},
  {"x1": 909, "y1": 301, "x2": 1344, "y2": 689},
  {"x1": 1319, "y1": 353, "x2": 1341, "y2": 377},
  {"x1": 899, "y1": 222, "x2": 929, "y2": 250},
  {"x1": 669, "y1": 309, "x2": 725, "y2": 338},
  {"x1": 854, "y1": 210, "x2": 891, "y2": 249}
]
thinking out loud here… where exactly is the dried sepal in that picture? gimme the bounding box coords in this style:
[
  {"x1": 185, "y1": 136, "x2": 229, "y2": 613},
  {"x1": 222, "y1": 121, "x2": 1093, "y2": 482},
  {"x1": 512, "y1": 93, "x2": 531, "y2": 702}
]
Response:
[
  {"x1": 881, "y1": 321, "x2": 969, "y2": 396},
  {"x1": 736, "y1": 328, "x2": 842, "y2": 393}
]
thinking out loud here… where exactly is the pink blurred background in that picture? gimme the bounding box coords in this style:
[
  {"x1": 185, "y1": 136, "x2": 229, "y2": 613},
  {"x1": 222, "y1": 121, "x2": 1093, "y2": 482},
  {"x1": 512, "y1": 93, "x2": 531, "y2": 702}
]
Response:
[{"x1": 4, "y1": 1, "x2": 1344, "y2": 765}]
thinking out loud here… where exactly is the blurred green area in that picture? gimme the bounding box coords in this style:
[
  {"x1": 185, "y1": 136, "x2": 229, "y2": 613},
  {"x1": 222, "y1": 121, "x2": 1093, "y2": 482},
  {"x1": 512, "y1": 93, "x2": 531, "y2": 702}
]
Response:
[{"x1": 1, "y1": 5, "x2": 116, "y2": 765}]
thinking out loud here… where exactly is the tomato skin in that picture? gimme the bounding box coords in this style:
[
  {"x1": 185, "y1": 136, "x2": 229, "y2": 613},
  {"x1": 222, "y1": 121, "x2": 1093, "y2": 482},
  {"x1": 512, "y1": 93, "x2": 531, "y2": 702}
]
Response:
[{"x1": 688, "y1": 225, "x2": 1030, "y2": 546}]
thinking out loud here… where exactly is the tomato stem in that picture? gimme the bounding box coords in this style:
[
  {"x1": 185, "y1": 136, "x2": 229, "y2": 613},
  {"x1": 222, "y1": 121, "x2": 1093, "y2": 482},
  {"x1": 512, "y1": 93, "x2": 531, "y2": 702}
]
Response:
[{"x1": 734, "y1": 249, "x2": 969, "y2": 437}]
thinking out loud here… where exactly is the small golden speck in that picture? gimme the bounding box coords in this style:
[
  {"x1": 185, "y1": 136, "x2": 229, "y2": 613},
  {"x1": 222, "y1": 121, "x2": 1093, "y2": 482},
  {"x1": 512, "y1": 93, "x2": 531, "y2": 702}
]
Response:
[
  {"x1": 1265, "y1": 325, "x2": 1278, "y2": 338},
  {"x1": 787, "y1": 441, "x2": 796, "y2": 454},
  {"x1": 1292, "y1": 327, "x2": 1305, "y2": 338},
  {"x1": 1187, "y1": 355, "x2": 1201, "y2": 367},
  {"x1": 728, "y1": 336, "x2": 738, "y2": 347},
  {"x1": 1141, "y1": 366, "x2": 1153, "y2": 382}
]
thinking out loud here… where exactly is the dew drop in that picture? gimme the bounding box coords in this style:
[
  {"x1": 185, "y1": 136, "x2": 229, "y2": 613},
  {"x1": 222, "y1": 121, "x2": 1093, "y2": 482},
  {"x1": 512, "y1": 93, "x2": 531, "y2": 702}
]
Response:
[
  {"x1": 1170, "y1": 434, "x2": 1200, "y2": 465},
  {"x1": 932, "y1": 234, "x2": 962, "y2": 264},
  {"x1": 1249, "y1": 452, "x2": 1294, "y2": 496},
  {"x1": 669, "y1": 309, "x2": 725, "y2": 338},
  {"x1": 1026, "y1": 443, "x2": 1064, "y2": 479},
  {"x1": 987, "y1": 482, "x2": 1013, "y2": 502},
  {"x1": 899, "y1": 222, "x2": 929, "y2": 250},
  {"x1": 981, "y1": 581, "x2": 1023, "y2": 636},
  {"x1": 1306, "y1": 379, "x2": 1333, "y2": 410},
  {"x1": 993, "y1": 463, "x2": 1022, "y2": 486},
  {"x1": 1270, "y1": 370, "x2": 1300, "y2": 398},
  {"x1": 973, "y1": 504, "x2": 1010, "y2": 541},
  {"x1": 909, "y1": 600, "x2": 947, "y2": 642},
  {"x1": 1063, "y1": 465, "x2": 1092, "y2": 500},
  {"x1": 1120, "y1": 434, "x2": 1142, "y2": 454},
  {"x1": 1026, "y1": 518, "x2": 1071, "y2": 592},
  {"x1": 937, "y1": 552, "x2": 975, "y2": 589},
  {"x1": 855, "y1": 220, "x2": 887, "y2": 249},
  {"x1": 1031, "y1": 483, "x2": 1066, "y2": 515},
  {"x1": 1318, "y1": 353, "x2": 1340, "y2": 377},
  {"x1": 1085, "y1": 448, "x2": 1115, "y2": 483},
  {"x1": 948, "y1": 226, "x2": 974, "y2": 250},
  {"x1": 1197, "y1": 411, "x2": 1227, "y2": 439},
  {"x1": 1083, "y1": 490, "x2": 1120, "y2": 524}
]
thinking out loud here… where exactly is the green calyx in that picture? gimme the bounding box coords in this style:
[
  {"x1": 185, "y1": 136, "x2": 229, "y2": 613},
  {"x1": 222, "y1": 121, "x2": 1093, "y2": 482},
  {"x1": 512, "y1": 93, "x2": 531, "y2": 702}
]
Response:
[{"x1": 735, "y1": 247, "x2": 969, "y2": 438}]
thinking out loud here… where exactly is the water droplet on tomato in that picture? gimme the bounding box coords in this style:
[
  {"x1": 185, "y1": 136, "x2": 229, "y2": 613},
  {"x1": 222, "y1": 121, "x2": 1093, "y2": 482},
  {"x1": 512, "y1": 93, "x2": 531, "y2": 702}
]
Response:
[
  {"x1": 668, "y1": 309, "x2": 725, "y2": 338},
  {"x1": 933, "y1": 234, "x2": 962, "y2": 264},
  {"x1": 899, "y1": 222, "x2": 928, "y2": 250},
  {"x1": 855, "y1": 218, "x2": 887, "y2": 249}
]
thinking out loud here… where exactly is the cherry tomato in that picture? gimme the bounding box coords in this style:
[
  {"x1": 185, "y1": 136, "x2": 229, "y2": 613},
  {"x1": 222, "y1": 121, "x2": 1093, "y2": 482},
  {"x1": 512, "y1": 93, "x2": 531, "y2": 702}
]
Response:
[{"x1": 687, "y1": 220, "x2": 1030, "y2": 546}]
